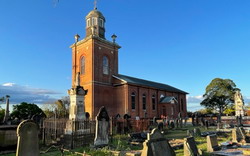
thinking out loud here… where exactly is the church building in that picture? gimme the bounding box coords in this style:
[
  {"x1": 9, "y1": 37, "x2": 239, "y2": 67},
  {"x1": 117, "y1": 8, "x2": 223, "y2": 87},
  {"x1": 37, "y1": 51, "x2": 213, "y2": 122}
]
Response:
[{"x1": 70, "y1": 8, "x2": 188, "y2": 119}]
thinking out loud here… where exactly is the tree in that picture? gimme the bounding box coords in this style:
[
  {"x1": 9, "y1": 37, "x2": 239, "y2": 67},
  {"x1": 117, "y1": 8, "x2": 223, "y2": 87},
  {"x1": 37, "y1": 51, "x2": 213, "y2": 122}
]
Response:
[
  {"x1": 201, "y1": 78, "x2": 238, "y2": 121},
  {"x1": 0, "y1": 108, "x2": 5, "y2": 123},
  {"x1": 42, "y1": 96, "x2": 70, "y2": 118},
  {"x1": 10, "y1": 102, "x2": 45, "y2": 120}
]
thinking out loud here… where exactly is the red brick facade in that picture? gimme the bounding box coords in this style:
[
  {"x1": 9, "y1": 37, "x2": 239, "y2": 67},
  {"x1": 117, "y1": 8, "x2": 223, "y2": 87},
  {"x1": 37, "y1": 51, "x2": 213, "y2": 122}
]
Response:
[{"x1": 70, "y1": 9, "x2": 188, "y2": 119}]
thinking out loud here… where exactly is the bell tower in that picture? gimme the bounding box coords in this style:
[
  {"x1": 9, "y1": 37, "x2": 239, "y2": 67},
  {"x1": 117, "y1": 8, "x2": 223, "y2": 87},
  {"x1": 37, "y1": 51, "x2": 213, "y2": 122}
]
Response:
[{"x1": 70, "y1": 7, "x2": 121, "y2": 118}]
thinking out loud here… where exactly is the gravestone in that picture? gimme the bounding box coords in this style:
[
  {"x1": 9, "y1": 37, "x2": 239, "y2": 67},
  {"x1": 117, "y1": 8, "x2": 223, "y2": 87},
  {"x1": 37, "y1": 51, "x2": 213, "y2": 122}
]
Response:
[
  {"x1": 157, "y1": 122, "x2": 164, "y2": 132},
  {"x1": 16, "y1": 120, "x2": 39, "y2": 156},
  {"x1": 141, "y1": 128, "x2": 176, "y2": 156},
  {"x1": 194, "y1": 128, "x2": 201, "y2": 137},
  {"x1": 232, "y1": 127, "x2": 250, "y2": 143},
  {"x1": 184, "y1": 117, "x2": 188, "y2": 127},
  {"x1": 187, "y1": 130, "x2": 194, "y2": 137},
  {"x1": 170, "y1": 121, "x2": 175, "y2": 129},
  {"x1": 207, "y1": 134, "x2": 221, "y2": 152},
  {"x1": 94, "y1": 106, "x2": 110, "y2": 147},
  {"x1": 184, "y1": 137, "x2": 201, "y2": 156},
  {"x1": 175, "y1": 119, "x2": 179, "y2": 128},
  {"x1": 205, "y1": 120, "x2": 209, "y2": 130}
]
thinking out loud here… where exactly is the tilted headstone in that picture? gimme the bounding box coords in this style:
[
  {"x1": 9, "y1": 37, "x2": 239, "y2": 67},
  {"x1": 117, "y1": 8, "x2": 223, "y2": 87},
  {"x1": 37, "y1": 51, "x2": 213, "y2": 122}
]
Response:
[
  {"x1": 184, "y1": 137, "x2": 201, "y2": 156},
  {"x1": 16, "y1": 120, "x2": 40, "y2": 156},
  {"x1": 141, "y1": 128, "x2": 176, "y2": 156},
  {"x1": 94, "y1": 106, "x2": 110, "y2": 147},
  {"x1": 232, "y1": 127, "x2": 250, "y2": 143},
  {"x1": 207, "y1": 134, "x2": 221, "y2": 152}
]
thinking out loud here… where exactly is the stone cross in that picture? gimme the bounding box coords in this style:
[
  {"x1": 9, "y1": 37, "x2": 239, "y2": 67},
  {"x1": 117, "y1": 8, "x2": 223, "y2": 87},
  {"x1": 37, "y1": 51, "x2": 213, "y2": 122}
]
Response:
[
  {"x1": 141, "y1": 128, "x2": 176, "y2": 156},
  {"x1": 94, "y1": 106, "x2": 110, "y2": 147},
  {"x1": 16, "y1": 120, "x2": 39, "y2": 156},
  {"x1": 207, "y1": 134, "x2": 221, "y2": 152},
  {"x1": 184, "y1": 137, "x2": 202, "y2": 156}
]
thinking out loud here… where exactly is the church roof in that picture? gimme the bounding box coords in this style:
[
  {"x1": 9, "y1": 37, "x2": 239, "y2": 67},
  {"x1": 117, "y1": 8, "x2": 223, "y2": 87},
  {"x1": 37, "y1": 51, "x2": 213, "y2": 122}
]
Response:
[
  {"x1": 159, "y1": 96, "x2": 178, "y2": 103},
  {"x1": 86, "y1": 8, "x2": 105, "y2": 20},
  {"x1": 113, "y1": 74, "x2": 188, "y2": 94}
]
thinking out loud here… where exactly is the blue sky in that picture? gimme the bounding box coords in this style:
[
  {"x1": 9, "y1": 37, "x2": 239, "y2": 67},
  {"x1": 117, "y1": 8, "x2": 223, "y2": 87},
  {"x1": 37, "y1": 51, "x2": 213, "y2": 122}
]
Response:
[{"x1": 0, "y1": 0, "x2": 250, "y2": 111}]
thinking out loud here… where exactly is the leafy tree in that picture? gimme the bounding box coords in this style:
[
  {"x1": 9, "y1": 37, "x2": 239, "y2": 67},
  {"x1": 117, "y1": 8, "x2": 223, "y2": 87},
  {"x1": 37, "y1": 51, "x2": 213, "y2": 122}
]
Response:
[
  {"x1": 0, "y1": 108, "x2": 5, "y2": 123},
  {"x1": 42, "y1": 96, "x2": 70, "y2": 118},
  {"x1": 223, "y1": 104, "x2": 235, "y2": 116},
  {"x1": 10, "y1": 102, "x2": 45, "y2": 120},
  {"x1": 201, "y1": 78, "x2": 238, "y2": 121}
]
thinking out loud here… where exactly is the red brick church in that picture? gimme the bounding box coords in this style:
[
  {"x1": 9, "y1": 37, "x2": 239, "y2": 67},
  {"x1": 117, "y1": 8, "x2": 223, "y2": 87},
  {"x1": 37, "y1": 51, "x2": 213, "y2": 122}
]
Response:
[{"x1": 70, "y1": 8, "x2": 188, "y2": 119}]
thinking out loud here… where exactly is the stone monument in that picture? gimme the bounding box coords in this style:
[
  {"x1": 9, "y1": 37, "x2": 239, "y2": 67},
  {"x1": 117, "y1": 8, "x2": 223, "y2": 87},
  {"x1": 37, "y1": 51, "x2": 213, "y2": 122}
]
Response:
[
  {"x1": 16, "y1": 120, "x2": 39, "y2": 156},
  {"x1": 3, "y1": 95, "x2": 10, "y2": 124},
  {"x1": 141, "y1": 128, "x2": 176, "y2": 156},
  {"x1": 235, "y1": 90, "x2": 244, "y2": 116},
  {"x1": 65, "y1": 72, "x2": 87, "y2": 134},
  {"x1": 94, "y1": 106, "x2": 110, "y2": 147}
]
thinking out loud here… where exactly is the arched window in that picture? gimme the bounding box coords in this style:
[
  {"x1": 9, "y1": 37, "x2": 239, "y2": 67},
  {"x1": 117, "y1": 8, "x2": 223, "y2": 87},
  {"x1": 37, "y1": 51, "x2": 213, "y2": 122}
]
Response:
[
  {"x1": 131, "y1": 92, "x2": 136, "y2": 110},
  {"x1": 142, "y1": 94, "x2": 146, "y2": 110},
  {"x1": 152, "y1": 95, "x2": 156, "y2": 110},
  {"x1": 103, "y1": 56, "x2": 109, "y2": 75},
  {"x1": 181, "y1": 99, "x2": 184, "y2": 111},
  {"x1": 80, "y1": 57, "x2": 85, "y2": 75}
]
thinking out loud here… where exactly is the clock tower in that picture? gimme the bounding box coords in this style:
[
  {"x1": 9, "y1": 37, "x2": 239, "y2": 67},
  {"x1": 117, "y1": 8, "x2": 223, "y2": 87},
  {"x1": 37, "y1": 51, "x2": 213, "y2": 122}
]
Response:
[{"x1": 70, "y1": 8, "x2": 121, "y2": 118}]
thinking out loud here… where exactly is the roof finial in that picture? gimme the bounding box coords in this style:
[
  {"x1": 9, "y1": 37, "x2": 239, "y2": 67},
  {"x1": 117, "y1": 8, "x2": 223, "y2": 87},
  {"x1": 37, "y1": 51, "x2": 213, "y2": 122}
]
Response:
[{"x1": 94, "y1": 0, "x2": 97, "y2": 10}]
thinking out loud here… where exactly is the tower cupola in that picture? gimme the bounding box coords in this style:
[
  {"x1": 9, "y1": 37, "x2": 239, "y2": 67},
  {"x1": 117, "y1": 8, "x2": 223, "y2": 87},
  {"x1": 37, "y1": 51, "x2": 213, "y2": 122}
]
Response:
[{"x1": 85, "y1": 8, "x2": 106, "y2": 39}]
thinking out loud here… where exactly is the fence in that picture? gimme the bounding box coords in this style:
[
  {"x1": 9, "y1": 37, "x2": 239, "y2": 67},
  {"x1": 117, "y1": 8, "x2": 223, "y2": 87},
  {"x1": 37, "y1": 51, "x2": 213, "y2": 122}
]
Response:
[
  {"x1": 42, "y1": 118, "x2": 152, "y2": 148},
  {"x1": 42, "y1": 118, "x2": 96, "y2": 149}
]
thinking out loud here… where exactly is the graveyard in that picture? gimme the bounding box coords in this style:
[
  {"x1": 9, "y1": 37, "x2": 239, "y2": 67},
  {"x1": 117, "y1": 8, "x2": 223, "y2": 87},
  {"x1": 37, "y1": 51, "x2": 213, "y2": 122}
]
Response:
[
  {"x1": 2, "y1": 107, "x2": 250, "y2": 156},
  {"x1": 1, "y1": 1, "x2": 250, "y2": 156}
]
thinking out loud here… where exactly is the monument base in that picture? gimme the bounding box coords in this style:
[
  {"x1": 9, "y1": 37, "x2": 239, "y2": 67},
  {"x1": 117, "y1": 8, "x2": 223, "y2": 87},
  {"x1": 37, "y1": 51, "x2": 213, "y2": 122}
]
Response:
[{"x1": 64, "y1": 119, "x2": 90, "y2": 135}]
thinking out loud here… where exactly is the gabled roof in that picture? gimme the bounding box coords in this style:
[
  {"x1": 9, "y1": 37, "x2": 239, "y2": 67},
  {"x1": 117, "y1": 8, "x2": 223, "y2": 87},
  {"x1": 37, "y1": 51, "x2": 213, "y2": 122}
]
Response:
[
  {"x1": 159, "y1": 96, "x2": 178, "y2": 104},
  {"x1": 113, "y1": 74, "x2": 188, "y2": 94}
]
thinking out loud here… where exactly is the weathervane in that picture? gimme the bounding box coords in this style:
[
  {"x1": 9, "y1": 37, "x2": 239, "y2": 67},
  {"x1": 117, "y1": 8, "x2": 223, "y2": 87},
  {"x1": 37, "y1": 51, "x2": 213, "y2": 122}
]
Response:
[{"x1": 94, "y1": 0, "x2": 98, "y2": 9}]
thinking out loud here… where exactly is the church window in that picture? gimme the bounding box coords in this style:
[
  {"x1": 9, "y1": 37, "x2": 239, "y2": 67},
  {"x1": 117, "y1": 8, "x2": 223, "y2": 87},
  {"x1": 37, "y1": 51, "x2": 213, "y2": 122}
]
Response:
[
  {"x1": 152, "y1": 95, "x2": 156, "y2": 110},
  {"x1": 131, "y1": 92, "x2": 136, "y2": 110},
  {"x1": 87, "y1": 19, "x2": 90, "y2": 27},
  {"x1": 80, "y1": 57, "x2": 85, "y2": 75},
  {"x1": 142, "y1": 94, "x2": 146, "y2": 110},
  {"x1": 100, "y1": 19, "x2": 104, "y2": 27},
  {"x1": 103, "y1": 56, "x2": 109, "y2": 75},
  {"x1": 92, "y1": 17, "x2": 97, "y2": 25},
  {"x1": 181, "y1": 99, "x2": 184, "y2": 111}
]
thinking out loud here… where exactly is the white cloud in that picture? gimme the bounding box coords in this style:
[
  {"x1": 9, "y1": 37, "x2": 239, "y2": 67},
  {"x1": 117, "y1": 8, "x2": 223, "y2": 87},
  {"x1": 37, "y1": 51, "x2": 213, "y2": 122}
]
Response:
[
  {"x1": 0, "y1": 83, "x2": 62, "y2": 104},
  {"x1": 187, "y1": 95, "x2": 204, "y2": 103},
  {"x1": 2, "y1": 83, "x2": 15, "y2": 87}
]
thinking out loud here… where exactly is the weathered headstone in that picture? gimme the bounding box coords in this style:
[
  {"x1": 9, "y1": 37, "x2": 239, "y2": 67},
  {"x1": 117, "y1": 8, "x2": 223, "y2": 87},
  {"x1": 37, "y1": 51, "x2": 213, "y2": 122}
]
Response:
[
  {"x1": 16, "y1": 120, "x2": 39, "y2": 156},
  {"x1": 141, "y1": 128, "x2": 176, "y2": 156},
  {"x1": 187, "y1": 130, "x2": 194, "y2": 137},
  {"x1": 157, "y1": 122, "x2": 164, "y2": 132},
  {"x1": 205, "y1": 120, "x2": 209, "y2": 130},
  {"x1": 207, "y1": 134, "x2": 221, "y2": 152},
  {"x1": 94, "y1": 106, "x2": 110, "y2": 147},
  {"x1": 170, "y1": 121, "x2": 175, "y2": 129},
  {"x1": 232, "y1": 127, "x2": 250, "y2": 143},
  {"x1": 194, "y1": 128, "x2": 201, "y2": 137},
  {"x1": 184, "y1": 137, "x2": 201, "y2": 156}
]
